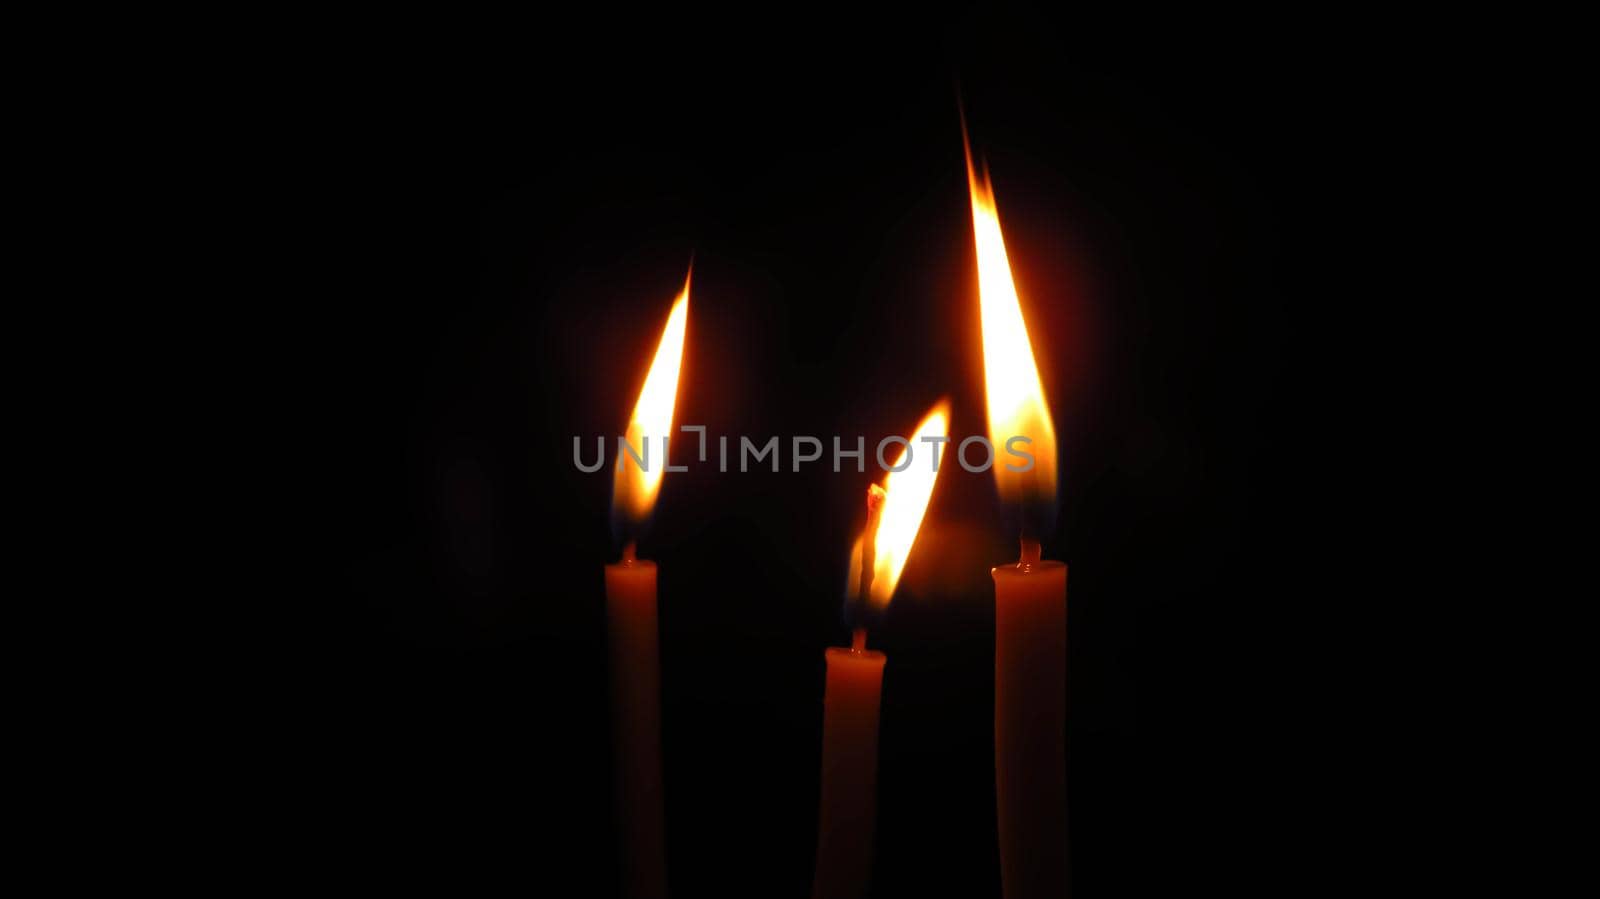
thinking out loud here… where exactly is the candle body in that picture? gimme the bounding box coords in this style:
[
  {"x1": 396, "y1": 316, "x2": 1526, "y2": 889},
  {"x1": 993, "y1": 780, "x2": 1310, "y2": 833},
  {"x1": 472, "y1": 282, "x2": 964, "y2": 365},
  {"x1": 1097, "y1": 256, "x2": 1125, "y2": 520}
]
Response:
[
  {"x1": 993, "y1": 560, "x2": 1068, "y2": 899},
  {"x1": 605, "y1": 560, "x2": 668, "y2": 899},
  {"x1": 812, "y1": 647, "x2": 887, "y2": 899}
]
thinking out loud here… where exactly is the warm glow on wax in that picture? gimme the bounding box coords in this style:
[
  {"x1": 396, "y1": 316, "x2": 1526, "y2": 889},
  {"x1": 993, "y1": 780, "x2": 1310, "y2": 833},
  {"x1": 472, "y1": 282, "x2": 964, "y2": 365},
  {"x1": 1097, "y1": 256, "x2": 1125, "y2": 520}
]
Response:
[
  {"x1": 867, "y1": 401, "x2": 950, "y2": 609},
  {"x1": 966, "y1": 153, "x2": 1058, "y2": 502},
  {"x1": 612, "y1": 276, "x2": 690, "y2": 527}
]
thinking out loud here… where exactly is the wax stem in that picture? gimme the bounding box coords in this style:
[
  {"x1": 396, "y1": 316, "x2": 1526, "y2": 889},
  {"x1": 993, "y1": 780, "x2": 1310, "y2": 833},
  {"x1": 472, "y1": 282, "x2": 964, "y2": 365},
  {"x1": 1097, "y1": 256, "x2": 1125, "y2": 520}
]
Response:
[
  {"x1": 605, "y1": 550, "x2": 666, "y2": 898},
  {"x1": 994, "y1": 541, "x2": 1069, "y2": 899},
  {"x1": 622, "y1": 540, "x2": 638, "y2": 565},
  {"x1": 814, "y1": 644, "x2": 886, "y2": 899},
  {"x1": 851, "y1": 627, "x2": 867, "y2": 653}
]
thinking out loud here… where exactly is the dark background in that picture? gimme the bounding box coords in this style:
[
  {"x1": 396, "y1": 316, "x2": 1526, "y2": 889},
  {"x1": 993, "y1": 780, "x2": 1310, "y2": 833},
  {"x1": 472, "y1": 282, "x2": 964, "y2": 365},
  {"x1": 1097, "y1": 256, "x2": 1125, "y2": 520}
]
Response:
[{"x1": 265, "y1": 23, "x2": 1348, "y2": 898}]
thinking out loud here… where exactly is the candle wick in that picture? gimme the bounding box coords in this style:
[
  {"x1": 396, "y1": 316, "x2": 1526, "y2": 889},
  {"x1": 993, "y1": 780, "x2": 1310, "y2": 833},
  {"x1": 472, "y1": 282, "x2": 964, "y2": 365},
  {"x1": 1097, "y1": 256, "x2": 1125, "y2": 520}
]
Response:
[
  {"x1": 622, "y1": 540, "x2": 638, "y2": 565},
  {"x1": 851, "y1": 627, "x2": 867, "y2": 654},
  {"x1": 858, "y1": 484, "x2": 887, "y2": 603},
  {"x1": 1019, "y1": 537, "x2": 1042, "y2": 569}
]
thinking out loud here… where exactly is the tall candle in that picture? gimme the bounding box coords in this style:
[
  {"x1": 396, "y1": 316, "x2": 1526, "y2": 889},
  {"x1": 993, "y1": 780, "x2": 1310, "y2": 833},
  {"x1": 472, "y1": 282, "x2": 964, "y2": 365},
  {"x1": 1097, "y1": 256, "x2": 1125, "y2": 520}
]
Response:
[
  {"x1": 606, "y1": 546, "x2": 667, "y2": 899},
  {"x1": 967, "y1": 141, "x2": 1070, "y2": 897},
  {"x1": 993, "y1": 543, "x2": 1068, "y2": 898},
  {"x1": 606, "y1": 275, "x2": 689, "y2": 899},
  {"x1": 813, "y1": 403, "x2": 949, "y2": 899}
]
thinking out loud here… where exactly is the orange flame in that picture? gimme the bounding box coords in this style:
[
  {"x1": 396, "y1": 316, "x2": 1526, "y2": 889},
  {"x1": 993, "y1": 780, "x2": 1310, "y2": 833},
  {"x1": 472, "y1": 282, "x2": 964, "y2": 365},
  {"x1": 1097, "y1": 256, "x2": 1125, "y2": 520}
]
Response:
[
  {"x1": 966, "y1": 145, "x2": 1057, "y2": 502},
  {"x1": 611, "y1": 273, "x2": 690, "y2": 528},
  {"x1": 848, "y1": 401, "x2": 950, "y2": 610}
]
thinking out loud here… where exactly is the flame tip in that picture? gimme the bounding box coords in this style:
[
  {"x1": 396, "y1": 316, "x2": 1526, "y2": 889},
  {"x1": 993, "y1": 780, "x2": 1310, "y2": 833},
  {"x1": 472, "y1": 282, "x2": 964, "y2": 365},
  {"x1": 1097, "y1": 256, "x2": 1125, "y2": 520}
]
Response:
[
  {"x1": 611, "y1": 281, "x2": 691, "y2": 526},
  {"x1": 860, "y1": 400, "x2": 950, "y2": 610},
  {"x1": 969, "y1": 155, "x2": 1058, "y2": 506}
]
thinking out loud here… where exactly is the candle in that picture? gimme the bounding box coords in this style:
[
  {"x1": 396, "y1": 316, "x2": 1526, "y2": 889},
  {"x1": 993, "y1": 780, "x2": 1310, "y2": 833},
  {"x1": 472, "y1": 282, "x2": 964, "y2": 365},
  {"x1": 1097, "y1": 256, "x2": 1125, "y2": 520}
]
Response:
[
  {"x1": 605, "y1": 549, "x2": 666, "y2": 899},
  {"x1": 967, "y1": 144, "x2": 1070, "y2": 897},
  {"x1": 813, "y1": 403, "x2": 949, "y2": 899},
  {"x1": 812, "y1": 632, "x2": 885, "y2": 899},
  {"x1": 606, "y1": 274, "x2": 690, "y2": 899},
  {"x1": 992, "y1": 545, "x2": 1068, "y2": 899}
]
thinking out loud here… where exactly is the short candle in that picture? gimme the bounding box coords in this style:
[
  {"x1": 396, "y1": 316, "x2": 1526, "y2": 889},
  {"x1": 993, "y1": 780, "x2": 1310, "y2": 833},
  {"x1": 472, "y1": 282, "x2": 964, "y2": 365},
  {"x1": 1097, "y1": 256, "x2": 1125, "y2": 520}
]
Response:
[{"x1": 812, "y1": 402, "x2": 949, "y2": 899}]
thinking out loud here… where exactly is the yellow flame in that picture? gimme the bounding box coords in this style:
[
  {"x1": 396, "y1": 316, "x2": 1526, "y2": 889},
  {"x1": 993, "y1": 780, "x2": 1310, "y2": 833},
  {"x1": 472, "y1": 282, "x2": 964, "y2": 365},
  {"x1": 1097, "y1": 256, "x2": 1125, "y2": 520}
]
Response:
[
  {"x1": 866, "y1": 401, "x2": 950, "y2": 608},
  {"x1": 967, "y1": 149, "x2": 1057, "y2": 501},
  {"x1": 612, "y1": 274, "x2": 690, "y2": 525}
]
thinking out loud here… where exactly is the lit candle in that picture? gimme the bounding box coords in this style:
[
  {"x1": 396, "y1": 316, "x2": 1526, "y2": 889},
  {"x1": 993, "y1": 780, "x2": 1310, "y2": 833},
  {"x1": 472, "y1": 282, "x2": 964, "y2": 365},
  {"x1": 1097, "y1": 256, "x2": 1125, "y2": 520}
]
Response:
[
  {"x1": 606, "y1": 273, "x2": 690, "y2": 899},
  {"x1": 967, "y1": 144, "x2": 1070, "y2": 898},
  {"x1": 813, "y1": 402, "x2": 949, "y2": 899}
]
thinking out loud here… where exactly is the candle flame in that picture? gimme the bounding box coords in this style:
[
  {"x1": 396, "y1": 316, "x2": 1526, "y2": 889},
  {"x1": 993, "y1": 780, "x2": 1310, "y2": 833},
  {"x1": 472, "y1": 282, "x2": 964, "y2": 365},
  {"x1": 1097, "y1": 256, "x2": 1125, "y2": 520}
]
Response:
[
  {"x1": 611, "y1": 273, "x2": 690, "y2": 529},
  {"x1": 851, "y1": 401, "x2": 950, "y2": 610},
  {"x1": 967, "y1": 145, "x2": 1058, "y2": 503}
]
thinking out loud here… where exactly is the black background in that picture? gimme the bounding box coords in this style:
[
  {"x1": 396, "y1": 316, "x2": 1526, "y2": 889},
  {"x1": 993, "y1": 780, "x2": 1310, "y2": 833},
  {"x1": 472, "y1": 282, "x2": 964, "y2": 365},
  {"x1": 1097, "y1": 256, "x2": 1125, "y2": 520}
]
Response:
[{"x1": 263, "y1": 23, "x2": 1351, "y2": 898}]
